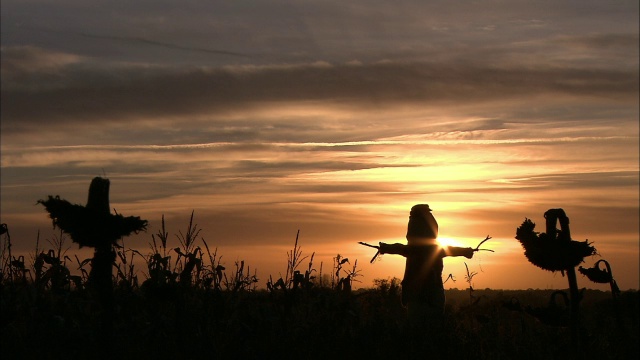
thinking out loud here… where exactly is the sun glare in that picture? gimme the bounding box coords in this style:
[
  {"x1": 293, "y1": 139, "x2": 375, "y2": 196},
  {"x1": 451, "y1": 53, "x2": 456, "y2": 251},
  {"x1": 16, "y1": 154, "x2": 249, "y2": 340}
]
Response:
[{"x1": 436, "y1": 237, "x2": 464, "y2": 248}]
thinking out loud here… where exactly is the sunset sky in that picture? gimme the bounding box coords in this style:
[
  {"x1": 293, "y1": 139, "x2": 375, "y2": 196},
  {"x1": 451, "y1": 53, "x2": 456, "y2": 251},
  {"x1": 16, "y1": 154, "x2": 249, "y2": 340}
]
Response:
[{"x1": 1, "y1": 0, "x2": 638, "y2": 291}]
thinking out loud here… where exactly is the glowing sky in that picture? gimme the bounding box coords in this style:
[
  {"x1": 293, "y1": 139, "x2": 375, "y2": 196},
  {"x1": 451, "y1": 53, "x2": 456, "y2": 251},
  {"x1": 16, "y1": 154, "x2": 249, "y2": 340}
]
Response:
[{"x1": 1, "y1": 0, "x2": 638, "y2": 290}]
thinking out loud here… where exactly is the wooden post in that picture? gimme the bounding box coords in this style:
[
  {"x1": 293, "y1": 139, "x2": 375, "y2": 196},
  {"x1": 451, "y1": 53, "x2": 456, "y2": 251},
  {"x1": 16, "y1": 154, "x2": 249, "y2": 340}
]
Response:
[{"x1": 86, "y1": 177, "x2": 116, "y2": 351}]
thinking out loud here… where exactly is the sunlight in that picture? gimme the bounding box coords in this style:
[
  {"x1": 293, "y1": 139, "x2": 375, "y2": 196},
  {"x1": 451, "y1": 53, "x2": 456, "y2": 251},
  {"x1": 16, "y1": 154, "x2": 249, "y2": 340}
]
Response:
[{"x1": 436, "y1": 236, "x2": 464, "y2": 248}]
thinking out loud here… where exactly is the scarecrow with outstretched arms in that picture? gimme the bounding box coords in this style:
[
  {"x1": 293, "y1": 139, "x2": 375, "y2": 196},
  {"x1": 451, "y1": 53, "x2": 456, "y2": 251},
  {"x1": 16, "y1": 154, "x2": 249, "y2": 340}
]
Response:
[{"x1": 361, "y1": 204, "x2": 491, "y2": 327}]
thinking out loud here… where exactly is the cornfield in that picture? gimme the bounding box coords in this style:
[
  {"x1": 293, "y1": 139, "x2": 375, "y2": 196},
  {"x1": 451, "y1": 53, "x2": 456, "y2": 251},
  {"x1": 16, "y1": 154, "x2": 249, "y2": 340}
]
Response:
[
  {"x1": 1, "y1": 181, "x2": 637, "y2": 359},
  {"x1": 1, "y1": 219, "x2": 637, "y2": 360}
]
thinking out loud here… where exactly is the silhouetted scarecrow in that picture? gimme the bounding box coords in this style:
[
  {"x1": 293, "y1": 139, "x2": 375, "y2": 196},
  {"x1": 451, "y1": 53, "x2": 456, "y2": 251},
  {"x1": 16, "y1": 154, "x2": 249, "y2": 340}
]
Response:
[
  {"x1": 38, "y1": 177, "x2": 147, "y2": 353},
  {"x1": 377, "y1": 204, "x2": 475, "y2": 328}
]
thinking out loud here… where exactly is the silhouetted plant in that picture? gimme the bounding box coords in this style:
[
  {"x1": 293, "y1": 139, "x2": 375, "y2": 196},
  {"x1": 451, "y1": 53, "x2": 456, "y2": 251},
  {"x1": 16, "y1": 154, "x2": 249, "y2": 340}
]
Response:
[
  {"x1": 579, "y1": 259, "x2": 624, "y2": 330},
  {"x1": 201, "y1": 239, "x2": 225, "y2": 291},
  {"x1": 291, "y1": 252, "x2": 317, "y2": 290},
  {"x1": 72, "y1": 254, "x2": 91, "y2": 288},
  {"x1": 173, "y1": 211, "x2": 204, "y2": 286},
  {"x1": 285, "y1": 230, "x2": 308, "y2": 288},
  {"x1": 515, "y1": 208, "x2": 597, "y2": 355},
  {"x1": 266, "y1": 229, "x2": 313, "y2": 292},
  {"x1": 337, "y1": 258, "x2": 362, "y2": 292},
  {"x1": 267, "y1": 275, "x2": 287, "y2": 292},
  {"x1": 1, "y1": 223, "x2": 14, "y2": 284},
  {"x1": 114, "y1": 240, "x2": 140, "y2": 291},
  {"x1": 304, "y1": 252, "x2": 317, "y2": 288},
  {"x1": 9, "y1": 255, "x2": 29, "y2": 283},
  {"x1": 373, "y1": 277, "x2": 402, "y2": 297},
  {"x1": 30, "y1": 230, "x2": 80, "y2": 292},
  {"x1": 1, "y1": 224, "x2": 29, "y2": 285},
  {"x1": 464, "y1": 262, "x2": 478, "y2": 305},
  {"x1": 332, "y1": 253, "x2": 348, "y2": 289},
  {"x1": 33, "y1": 252, "x2": 70, "y2": 291},
  {"x1": 139, "y1": 214, "x2": 177, "y2": 292},
  {"x1": 515, "y1": 212, "x2": 595, "y2": 272},
  {"x1": 579, "y1": 259, "x2": 620, "y2": 299},
  {"x1": 0, "y1": 224, "x2": 32, "y2": 285},
  {"x1": 224, "y1": 260, "x2": 258, "y2": 292},
  {"x1": 332, "y1": 254, "x2": 361, "y2": 292}
]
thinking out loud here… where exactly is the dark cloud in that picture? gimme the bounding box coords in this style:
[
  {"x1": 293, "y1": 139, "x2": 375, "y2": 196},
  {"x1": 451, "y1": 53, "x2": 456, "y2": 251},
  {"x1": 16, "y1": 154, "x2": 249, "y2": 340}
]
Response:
[
  {"x1": 2, "y1": 0, "x2": 637, "y2": 84},
  {"x1": 7, "y1": 27, "x2": 253, "y2": 63},
  {"x1": 2, "y1": 55, "x2": 637, "y2": 132},
  {"x1": 554, "y1": 33, "x2": 639, "y2": 50}
]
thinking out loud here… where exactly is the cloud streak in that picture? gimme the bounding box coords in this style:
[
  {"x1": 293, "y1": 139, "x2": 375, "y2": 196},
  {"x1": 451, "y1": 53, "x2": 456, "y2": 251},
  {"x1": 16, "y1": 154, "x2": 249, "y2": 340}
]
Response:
[{"x1": 3, "y1": 56, "x2": 637, "y2": 124}]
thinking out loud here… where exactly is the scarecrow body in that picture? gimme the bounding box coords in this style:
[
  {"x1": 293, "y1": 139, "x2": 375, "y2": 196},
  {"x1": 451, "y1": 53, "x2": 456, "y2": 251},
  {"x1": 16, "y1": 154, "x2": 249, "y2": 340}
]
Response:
[
  {"x1": 38, "y1": 177, "x2": 147, "y2": 348},
  {"x1": 379, "y1": 204, "x2": 474, "y2": 325}
]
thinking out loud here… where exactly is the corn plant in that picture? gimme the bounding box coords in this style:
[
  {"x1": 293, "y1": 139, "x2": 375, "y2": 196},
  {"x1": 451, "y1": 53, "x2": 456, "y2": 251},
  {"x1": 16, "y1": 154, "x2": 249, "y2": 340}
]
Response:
[
  {"x1": 31, "y1": 229, "x2": 77, "y2": 292},
  {"x1": 201, "y1": 239, "x2": 225, "y2": 291},
  {"x1": 267, "y1": 231, "x2": 321, "y2": 292},
  {"x1": 331, "y1": 254, "x2": 346, "y2": 288},
  {"x1": 1, "y1": 224, "x2": 29, "y2": 285},
  {"x1": 140, "y1": 215, "x2": 177, "y2": 290},
  {"x1": 464, "y1": 262, "x2": 478, "y2": 305},
  {"x1": 1, "y1": 224, "x2": 33, "y2": 285},
  {"x1": 73, "y1": 254, "x2": 91, "y2": 289},
  {"x1": 8, "y1": 255, "x2": 29, "y2": 284},
  {"x1": 1, "y1": 223, "x2": 14, "y2": 284},
  {"x1": 332, "y1": 254, "x2": 361, "y2": 292},
  {"x1": 173, "y1": 211, "x2": 204, "y2": 286},
  {"x1": 284, "y1": 230, "x2": 309, "y2": 288},
  {"x1": 33, "y1": 250, "x2": 72, "y2": 292},
  {"x1": 224, "y1": 260, "x2": 258, "y2": 292},
  {"x1": 336, "y1": 258, "x2": 362, "y2": 292},
  {"x1": 267, "y1": 275, "x2": 283, "y2": 292},
  {"x1": 114, "y1": 240, "x2": 140, "y2": 291}
]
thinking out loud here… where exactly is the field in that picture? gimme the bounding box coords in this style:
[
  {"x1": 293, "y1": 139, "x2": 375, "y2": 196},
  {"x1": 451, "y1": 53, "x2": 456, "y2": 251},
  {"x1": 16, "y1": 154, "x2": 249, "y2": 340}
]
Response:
[
  {"x1": 1, "y1": 220, "x2": 638, "y2": 360},
  {"x1": 2, "y1": 282, "x2": 637, "y2": 360}
]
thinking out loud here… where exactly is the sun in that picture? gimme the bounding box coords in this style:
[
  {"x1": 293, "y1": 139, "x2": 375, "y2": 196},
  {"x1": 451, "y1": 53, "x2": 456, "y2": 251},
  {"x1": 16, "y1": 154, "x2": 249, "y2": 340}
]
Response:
[{"x1": 436, "y1": 237, "x2": 464, "y2": 248}]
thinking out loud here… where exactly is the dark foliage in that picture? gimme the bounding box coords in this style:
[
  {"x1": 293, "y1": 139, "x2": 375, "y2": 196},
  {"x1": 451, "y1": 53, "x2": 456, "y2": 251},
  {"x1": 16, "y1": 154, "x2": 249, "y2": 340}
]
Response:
[{"x1": 1, "y1": 284, "x2": 637, "y2": 360}]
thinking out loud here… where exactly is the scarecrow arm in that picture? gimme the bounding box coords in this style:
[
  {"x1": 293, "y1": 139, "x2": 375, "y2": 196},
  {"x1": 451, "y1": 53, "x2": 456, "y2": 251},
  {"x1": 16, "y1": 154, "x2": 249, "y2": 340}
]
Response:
[
  {"x1": 444, "y1": 246, "x2": 475, "y2": 258},
  {"x1": 378, "y1": 242, "x2": 410, "y2": 257}
]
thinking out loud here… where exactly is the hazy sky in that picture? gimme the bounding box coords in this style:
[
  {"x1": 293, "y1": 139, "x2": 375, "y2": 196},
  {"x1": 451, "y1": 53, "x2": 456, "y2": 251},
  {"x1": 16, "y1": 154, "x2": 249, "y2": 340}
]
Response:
[{"x1": 1, "y1": 0, "x2": 638, "y2": 290}]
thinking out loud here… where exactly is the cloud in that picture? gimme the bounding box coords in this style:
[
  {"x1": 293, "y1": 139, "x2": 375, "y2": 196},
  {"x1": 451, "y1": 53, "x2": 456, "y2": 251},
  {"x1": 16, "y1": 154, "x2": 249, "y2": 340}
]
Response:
[
  {"x1": 2, "y1": 50, "x2": 637, "y2": 132},
  {"x1": 553, "y1": 33, "x2": 639, "y2": 51},
  {"x1": 75, "y1": 32, "x2": 252, "y2": 58},
  {"x1": 0, "y1": 45, "x2": 81, "y2": 72}
]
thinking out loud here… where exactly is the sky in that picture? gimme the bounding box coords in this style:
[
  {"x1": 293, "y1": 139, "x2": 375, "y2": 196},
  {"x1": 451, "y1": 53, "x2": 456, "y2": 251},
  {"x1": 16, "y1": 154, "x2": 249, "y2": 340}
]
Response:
[{"x1": 1, "y1": 0, "x2": 638, "y2": 291}]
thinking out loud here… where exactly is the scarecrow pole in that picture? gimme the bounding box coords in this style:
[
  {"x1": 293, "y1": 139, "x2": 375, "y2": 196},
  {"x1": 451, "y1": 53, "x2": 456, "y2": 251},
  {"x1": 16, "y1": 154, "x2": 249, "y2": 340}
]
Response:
[
  {"x1": 39, "y1": 177, "x2": 147, "y2": 354},
  {"x1": 85, "y1": 177, "x2": 118, "y2": 340}
]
